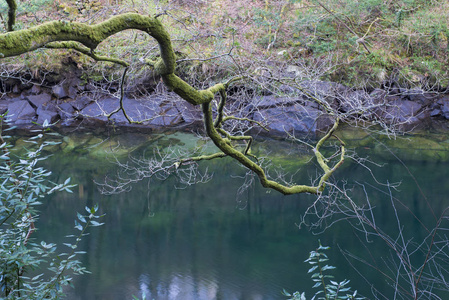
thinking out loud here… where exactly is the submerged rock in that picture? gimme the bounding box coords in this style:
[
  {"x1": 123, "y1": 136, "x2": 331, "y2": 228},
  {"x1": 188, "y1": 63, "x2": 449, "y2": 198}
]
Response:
[
  {"x1": 377, "y1": 136, "x2": 449, "y2": 162},
  {"x1": 61, "y1": 134, "x2": 138, "y2": 159}
]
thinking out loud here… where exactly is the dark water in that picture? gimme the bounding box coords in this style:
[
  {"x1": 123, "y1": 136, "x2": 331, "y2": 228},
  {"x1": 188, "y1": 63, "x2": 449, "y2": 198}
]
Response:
[{"x1": 26, "y1": 131, "x2": 449, "y2": 300}]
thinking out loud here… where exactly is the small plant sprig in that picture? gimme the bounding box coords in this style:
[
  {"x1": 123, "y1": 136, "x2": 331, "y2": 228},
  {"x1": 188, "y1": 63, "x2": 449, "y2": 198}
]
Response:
[
  {"x1": 38, "y1": 205, "x2": 104, "y2": 299},
  {"x1": 283, "y1": 242, "x2": 363, "y2": 300},
  {"x1": 0, "y1": 115, "x2": 104, "y2": 299}
]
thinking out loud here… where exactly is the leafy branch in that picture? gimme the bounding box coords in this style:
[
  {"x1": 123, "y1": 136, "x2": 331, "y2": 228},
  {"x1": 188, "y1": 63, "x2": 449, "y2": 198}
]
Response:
[
  {"x1": 283, "y1": 242, "x2": 363, "y2": 300},
  {"x1": 0, "y1": 116, "x2": 103, "y2": 299}
]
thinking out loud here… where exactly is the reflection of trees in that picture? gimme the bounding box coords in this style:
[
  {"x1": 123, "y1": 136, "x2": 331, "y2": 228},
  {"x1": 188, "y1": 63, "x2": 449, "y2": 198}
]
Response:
[
  {"x1": 37, "y1": 146, "x2": 316, "y2": 298},
  {"x1": 27, "y1": 129, "x2": 449, "y2": 299}
]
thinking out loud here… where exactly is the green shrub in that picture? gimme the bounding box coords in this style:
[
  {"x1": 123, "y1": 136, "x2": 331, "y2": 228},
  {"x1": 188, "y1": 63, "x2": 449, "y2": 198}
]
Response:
[{"x1": 0, "y1": 117, "x2": 103, "y2": 299}]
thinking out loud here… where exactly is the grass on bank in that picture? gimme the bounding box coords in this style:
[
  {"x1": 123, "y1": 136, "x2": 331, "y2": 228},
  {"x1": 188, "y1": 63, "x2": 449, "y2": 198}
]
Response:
[{"x1": 0, "y1": 0, "x2": 448, "y2": 90}]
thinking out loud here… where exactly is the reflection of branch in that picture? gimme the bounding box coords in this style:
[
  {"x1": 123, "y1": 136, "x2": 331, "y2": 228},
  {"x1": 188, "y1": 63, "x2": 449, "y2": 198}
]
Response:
[
  {"x1": 415, "y1": 207, "x2": 449, "y2": 293},
  {"x1": 97, "y1": 146, "x2": 219, "y2": 194},
  {"x1": 301, "y1": 171, "x2": 449, "y2": 299}
]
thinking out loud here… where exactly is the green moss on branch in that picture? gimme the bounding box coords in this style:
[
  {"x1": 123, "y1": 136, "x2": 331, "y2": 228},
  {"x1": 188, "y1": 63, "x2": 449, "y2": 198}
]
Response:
[
  {"x1": 0, "y1": 13, "x2": 174, "y2": 70},
  {"x1": 161, "y1": 74, "x2": 219, "y2": 105},
  {"x1": 45, "y1": 42, "x2": 129, "y2": 67},
  {"x1": 202, "y1": 99, "x2": 331, "y2": 195}
]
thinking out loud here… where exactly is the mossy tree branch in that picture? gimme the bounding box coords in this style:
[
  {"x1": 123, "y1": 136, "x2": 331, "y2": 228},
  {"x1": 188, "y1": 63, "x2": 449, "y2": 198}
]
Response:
[
  {"x1": 45, "y1": 41, "x2": 129, "y2": 67},
  {"x1": 202, "y1": 90, "x2": 345, "y2": 195},
  {"x1": 0, "y1": 11, "x2": 345, "y2": 195}
]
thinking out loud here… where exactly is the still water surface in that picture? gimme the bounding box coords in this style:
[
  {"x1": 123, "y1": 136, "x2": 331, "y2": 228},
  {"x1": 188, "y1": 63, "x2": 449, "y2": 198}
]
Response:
[{"x1": 26, "y1": 130, "x2": 449, "y2": 299}]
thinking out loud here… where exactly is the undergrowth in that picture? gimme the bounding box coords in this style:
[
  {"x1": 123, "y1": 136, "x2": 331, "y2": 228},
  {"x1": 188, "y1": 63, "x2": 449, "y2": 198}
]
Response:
[{"x1": 1, "y1": 0, "x2": 448, "y2": 90}]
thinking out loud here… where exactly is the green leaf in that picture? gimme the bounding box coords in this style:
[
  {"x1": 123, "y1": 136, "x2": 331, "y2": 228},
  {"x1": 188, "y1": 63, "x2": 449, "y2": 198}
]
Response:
[
  {"x1": 282, "y1": 289, "x2": 292, "y2": 296},
  {"x1": 318, "y1": 245, "x2": 330, "y2": 250},
  {"x1": 90, "y1": 220, "x2": 104, "y2": 227},
  {"x1": 31, "y1": 273, "x2": 44, "y2": 281},
  {"x1": 63, "y1": 243, "x2": 76, "y2": 249},
  {"x1": 74, "y1": 221, "x2": 83, "y2": 231},
  {"x1": 321, "y1": 265, "x2": 336, "y2": 271},
  {"x1": 77, "y1": 212, "x2": 87, "y2": 223},
  {"x1": 308, "y1": 265, "x2": 318, "y2": 273},
  {"x1": 46, "y1": 132, "x2": 61, "y2": 136}
]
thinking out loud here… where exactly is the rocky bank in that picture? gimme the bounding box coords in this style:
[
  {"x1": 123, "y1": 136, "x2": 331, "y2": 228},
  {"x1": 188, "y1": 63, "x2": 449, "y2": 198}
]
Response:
[{"x1": 1, "y1": 71, "x2": 449, "y2": 136}]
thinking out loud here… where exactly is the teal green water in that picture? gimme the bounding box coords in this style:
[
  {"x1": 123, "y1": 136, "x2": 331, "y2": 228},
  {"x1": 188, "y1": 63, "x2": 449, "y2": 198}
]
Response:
[{"x1": 25, "y1": 130, "x2": 449, "y2": 299}]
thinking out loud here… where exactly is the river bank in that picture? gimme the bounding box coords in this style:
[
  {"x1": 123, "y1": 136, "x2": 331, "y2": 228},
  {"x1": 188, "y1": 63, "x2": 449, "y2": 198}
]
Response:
[{"x1": 2, "y1": 67, "x2": 449, "y2": 137}]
